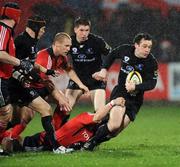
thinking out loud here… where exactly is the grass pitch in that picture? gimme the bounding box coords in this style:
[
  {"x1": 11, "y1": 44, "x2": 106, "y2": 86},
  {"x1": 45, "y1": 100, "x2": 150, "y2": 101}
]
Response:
[{"x1": 1, "y1": 103, "x2": 180, "y2": 167}]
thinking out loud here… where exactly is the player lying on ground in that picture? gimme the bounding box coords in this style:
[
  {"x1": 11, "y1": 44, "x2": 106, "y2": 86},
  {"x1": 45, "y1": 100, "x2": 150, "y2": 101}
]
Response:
[{"x1": 1, "y1": 97, "x2": 125, "y2": 153}]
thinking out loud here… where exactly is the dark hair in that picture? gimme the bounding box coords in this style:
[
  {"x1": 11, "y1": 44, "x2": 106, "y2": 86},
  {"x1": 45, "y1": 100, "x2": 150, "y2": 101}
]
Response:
[
  {"x1": 133, "y1": 33, "x2": 153, "y2": 44},
  {"x1": 27, "y1": 15, "x2": 46, "y2": 32},
  {"x1": 74, "y1": 17, "x2": 91, "y2": 28}
]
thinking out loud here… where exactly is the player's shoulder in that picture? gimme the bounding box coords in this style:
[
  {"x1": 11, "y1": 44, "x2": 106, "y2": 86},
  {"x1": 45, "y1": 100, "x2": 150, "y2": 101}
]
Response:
[
  {"x1": 71, "y1": 34, "x2": 76, "y2": 41},
  {"x1": 37, "y1": 48, "x2": 48, "y2": 56},
  {"x1": 114, "y1": 44, "x2": 133, "y2": 52},
  {"x1": 149, "y1": 53, "x2": 158, "y2": 64},
  {"x1": 147, "y1": 53, "x2": 158, "y2": 69},
  {"x1": 89, "y1": 33, "x2": 104, "y2": 42},
  {"x1": 15, "y1": 32, "x2": 25, "y2": 42}
]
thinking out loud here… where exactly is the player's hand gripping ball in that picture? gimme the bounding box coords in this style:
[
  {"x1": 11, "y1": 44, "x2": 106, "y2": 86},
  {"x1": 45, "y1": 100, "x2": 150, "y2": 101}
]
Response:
[{"x1": 126, "y1": 71, "x2": 142, "y2": 95}]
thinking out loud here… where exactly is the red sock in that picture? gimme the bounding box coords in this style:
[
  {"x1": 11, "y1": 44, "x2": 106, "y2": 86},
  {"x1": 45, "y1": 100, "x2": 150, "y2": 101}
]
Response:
[
  {"x1": 52, "y1": 106, "x2": 67, "y2": 130},
  {"x1": 10, "y1": 122, "x2": 26, "y2": 139}
]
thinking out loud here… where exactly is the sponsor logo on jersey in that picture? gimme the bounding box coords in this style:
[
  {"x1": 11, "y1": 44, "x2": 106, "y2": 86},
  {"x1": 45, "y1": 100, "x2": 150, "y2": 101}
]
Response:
[
  {"x1": 78, "y1": 54, "x2": 86, "y2": 59},
  {"x1": 86, "y1": 48, "x2": 93, "y2": 54},
  {"x1": 126, "y1": 65, "x2": 134, "y2": 72},
  {"x1": 135, "y1": 64, "x2": 144, "y2": 71}
]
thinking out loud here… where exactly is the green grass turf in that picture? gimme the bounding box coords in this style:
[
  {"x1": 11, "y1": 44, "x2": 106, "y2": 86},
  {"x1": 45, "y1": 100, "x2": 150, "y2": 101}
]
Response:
[{"x1": 1, "y1": 104, "x2": 180, "y2": 167}]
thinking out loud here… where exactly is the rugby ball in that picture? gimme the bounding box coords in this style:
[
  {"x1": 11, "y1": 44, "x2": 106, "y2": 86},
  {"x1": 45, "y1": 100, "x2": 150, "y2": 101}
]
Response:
[{"x1": 126, "y1": 71, "x2": 142, "y2": 85}]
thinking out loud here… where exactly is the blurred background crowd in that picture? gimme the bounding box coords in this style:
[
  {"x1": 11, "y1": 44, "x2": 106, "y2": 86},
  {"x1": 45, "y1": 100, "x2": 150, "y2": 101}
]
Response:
[{"x1": 1, "y1": 0, "x2": 180, "y2": 62}]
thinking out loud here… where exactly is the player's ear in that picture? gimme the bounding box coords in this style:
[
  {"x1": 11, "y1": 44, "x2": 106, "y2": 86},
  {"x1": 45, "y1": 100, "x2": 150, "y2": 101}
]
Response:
[
  {"x1": 74, "y1": 27, "x2": 78, "y2": 33},
  {"x1": 134, "y1": 43, "x2": 138, "y2": 48}
]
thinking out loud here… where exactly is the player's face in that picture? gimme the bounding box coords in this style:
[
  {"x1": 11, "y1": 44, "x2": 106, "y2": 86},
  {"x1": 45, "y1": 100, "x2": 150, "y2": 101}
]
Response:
[
  {"x1": 53, "y1": 38, "x2": 72, "y2": 57},
  {"x1": 74, "y1": 25, "x2": 90, "y2": 43},
  {"x1": 37, "y1": 26, "x2": 46, "y2": 39},
  {"x1": 134, "y1": 39, "x2": 152, "y2": 58}
]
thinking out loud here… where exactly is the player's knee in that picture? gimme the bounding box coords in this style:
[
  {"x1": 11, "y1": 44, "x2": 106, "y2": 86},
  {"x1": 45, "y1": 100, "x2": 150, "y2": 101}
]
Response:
[
  {"x1": 21, "y1": 111, "x2": 35, "y2": 124},
  {"x1": 108, "y1": 122, "x2": 121, "y2": 132},
  {"x1": 0, "y1": 105, "x2": 13, "y2": 119},
  {"x1": 39, "y1": 104, "x2": 52, "y2": 117}
]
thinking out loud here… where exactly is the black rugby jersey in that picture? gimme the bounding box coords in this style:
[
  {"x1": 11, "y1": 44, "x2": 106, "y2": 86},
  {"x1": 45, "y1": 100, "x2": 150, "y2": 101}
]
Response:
[
  {"x1": 69, "y1": 33, "x2": 111, "y2": 78},
  {"x1": 102, "y1": 44, "x2": 158, "y2": 101},
  {"x1": 14, "y1": 31, "x2": 38, "y2": 63}
]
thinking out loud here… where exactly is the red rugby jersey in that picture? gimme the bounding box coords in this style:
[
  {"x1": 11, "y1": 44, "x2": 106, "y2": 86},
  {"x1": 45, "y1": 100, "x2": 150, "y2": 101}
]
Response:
[
  {"x1": 0, "y1": 23, "x2": 16, "y2": 79},
  {"x1": 55, "y1": 112, "x2": 96, "y2": 147},
  {"x1": 31, "y1": 47, "x2": 68, "y2": 88}
]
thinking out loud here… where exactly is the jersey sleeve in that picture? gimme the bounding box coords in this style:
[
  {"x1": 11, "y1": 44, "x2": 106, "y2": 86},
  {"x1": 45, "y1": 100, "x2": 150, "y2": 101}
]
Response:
[
  {"x1": 14, "y1": 35, "x2": 26, "y2": 59},
  {"x1": 136, "y1": 56, "x2": 158, "y2": 91},
  {"x1": 102, "y1": 44, "x2": 129, "y2": 69},
  {"x1": 96, "y1": 36, "x2": 111, "y2": 56},
  {"x1": 35, "y1": 51, "x2": 49, "y2": 79},
  {"x1": 0, "y1": 26, "x2": 10, "y2": 51}
]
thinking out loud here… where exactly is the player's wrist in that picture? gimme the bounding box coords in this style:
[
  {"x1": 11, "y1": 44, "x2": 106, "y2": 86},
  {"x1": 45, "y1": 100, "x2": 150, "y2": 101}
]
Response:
[{"x1": 108, "y1": 100, "x2": 115, "y2": 108}]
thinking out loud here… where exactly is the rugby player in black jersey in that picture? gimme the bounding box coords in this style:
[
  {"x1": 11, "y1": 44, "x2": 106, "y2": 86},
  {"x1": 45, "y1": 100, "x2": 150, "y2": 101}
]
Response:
[
  {"x1": 66, "y1": 17, "x2": 111, "y2": 114},
  {"x1": 83, "y1": 32, "x2": 158, "y2": 151},
  {"x1": 14, "y1": 15, "x2": 46, "y2": 63}
]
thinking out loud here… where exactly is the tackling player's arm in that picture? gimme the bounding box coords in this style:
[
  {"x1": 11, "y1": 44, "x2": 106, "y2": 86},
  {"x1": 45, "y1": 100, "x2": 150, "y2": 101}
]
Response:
[{"x1": 93, "y1": 97, "x2": 125, "y2": 123}]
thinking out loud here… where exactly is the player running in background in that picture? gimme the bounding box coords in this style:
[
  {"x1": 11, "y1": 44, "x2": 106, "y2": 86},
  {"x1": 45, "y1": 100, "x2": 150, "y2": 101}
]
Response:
[
  {"x1": 83, "y1": 32, "x2": 158, "y2": 151},
  {"x1": 65, "y1": 17, "x2": 111, "y2": 114}
]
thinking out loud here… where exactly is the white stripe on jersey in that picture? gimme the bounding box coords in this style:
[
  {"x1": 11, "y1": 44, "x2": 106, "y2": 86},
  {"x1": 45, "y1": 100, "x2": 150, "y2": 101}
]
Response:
[
  {"x1": 47, "y1": 55, "x2": 52, "y2": 69},
  {"x1": 0, "y1": 27, "x2": 7, "y2": 50}
]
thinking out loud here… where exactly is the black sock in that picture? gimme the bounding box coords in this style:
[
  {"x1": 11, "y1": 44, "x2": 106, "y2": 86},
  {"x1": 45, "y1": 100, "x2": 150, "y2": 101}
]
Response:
[
  {"x1": 41, "y1": 116, "x2": 59, "y2": 150},
  {"x1": 92, "y1": 123, "x2": 110, "y2": 144},
  {"x1": 62, "y1": 114, "x2": 70, "y2": 125}
]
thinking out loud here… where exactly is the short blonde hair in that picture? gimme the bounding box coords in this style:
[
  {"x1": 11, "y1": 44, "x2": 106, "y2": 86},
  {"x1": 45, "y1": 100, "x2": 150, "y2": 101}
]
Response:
[{"x1": 53, "y1": 32, "x2": 71, "y2": 44}]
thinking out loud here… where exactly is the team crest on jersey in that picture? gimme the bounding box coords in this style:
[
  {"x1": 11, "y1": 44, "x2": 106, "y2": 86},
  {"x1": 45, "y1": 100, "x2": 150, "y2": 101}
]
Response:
[
  {"x1": 72, "y1": 47, "x2": 78, "y2": 54},
  {"x1": 123, "y1": 56, "x2": 130, "y2": 63}
]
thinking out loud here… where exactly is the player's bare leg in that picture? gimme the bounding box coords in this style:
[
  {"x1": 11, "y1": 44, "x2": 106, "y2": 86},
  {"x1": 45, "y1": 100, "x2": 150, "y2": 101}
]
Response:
[{"x1": 90, "y1": 89, "x2": 106, "y2": 112}]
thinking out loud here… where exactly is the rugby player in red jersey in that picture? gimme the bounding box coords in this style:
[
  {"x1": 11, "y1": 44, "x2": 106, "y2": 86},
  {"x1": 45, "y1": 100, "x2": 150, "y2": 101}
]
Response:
[{"x1": 1, "y1": 97, "x2": 125, "y2": 152}]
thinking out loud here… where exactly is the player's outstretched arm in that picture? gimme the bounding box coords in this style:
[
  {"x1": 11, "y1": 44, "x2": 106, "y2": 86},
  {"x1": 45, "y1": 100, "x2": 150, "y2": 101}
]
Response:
[{"x1": 93, "y1": 97, "x2": 125, "y2": 123}]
